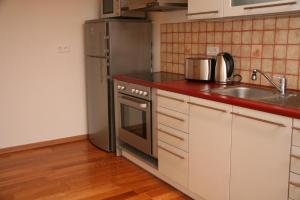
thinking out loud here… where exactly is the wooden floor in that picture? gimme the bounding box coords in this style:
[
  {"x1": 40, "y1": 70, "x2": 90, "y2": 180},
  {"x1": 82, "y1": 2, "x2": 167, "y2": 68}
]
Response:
[{"x1": 0, "y1": 140, "x2": 192, "y2": 200}]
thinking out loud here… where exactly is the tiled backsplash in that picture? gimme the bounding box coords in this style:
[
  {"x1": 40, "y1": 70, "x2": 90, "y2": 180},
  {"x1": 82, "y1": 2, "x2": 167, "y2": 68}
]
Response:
[{"x1": 160, "y1": 15, "x2": 300, "y2": 89}]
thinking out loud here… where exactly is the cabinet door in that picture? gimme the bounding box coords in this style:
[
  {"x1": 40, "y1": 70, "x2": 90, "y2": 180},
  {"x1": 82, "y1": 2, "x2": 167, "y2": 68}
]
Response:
[
  {"x1": 188, "y1": 0, "x2": 223, "y2": 20},
  {"x1": 230, "y1": 106, "x2": 292, "y2": 200},
  {"x1": 224, "y1": 0, "x2": 300, "y2": 17},
  {"x1": 189, "y1": 97, "x2": 232, "y2": 200}
]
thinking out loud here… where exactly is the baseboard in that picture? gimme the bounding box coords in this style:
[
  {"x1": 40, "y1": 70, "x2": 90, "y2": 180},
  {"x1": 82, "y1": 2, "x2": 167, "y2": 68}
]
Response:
[{"x1": 0, "y1": 134, "x2": 88, "y2": 155}]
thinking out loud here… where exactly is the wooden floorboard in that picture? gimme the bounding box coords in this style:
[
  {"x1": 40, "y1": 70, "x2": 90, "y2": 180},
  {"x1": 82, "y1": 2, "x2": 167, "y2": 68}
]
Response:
[{"x1": 0, "y1": 140, "x2": 192, "y2": 200}]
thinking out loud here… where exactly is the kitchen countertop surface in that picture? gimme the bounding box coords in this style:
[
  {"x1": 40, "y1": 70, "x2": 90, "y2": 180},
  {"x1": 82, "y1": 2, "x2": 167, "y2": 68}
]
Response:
[{"x1": 114, "y1": 72, "x2": 300, "y2": 119}]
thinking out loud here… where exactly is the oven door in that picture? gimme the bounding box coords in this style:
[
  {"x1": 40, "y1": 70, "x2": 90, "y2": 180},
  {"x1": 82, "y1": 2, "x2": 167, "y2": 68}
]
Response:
[
  {"x1": 101, "y1": 0, "x2": 120, "y2": 18},
  {"x1": 118, "y1": 94, "x2": 152, "y2": 155}
]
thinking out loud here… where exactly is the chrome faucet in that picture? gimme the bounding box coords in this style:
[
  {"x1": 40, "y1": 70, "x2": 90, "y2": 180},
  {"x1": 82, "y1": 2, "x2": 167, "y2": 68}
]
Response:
[{"x1": 251, "y1": 69, "x2": 287, "y2": 95}]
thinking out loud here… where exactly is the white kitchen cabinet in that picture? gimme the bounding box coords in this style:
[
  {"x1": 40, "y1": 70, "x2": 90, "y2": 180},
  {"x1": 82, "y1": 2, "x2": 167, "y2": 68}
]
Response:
[
  {"x1": 188, "y1": 97, "x2": 232, "y2": 200},
  {"x1": 230, "y1": 106, "x2": 292, "y2": 200},
  {"x1": 224, "y1": 0, "x2": 300, "y2": 17},
  {"x1": 187, "y1": 0, "x2": 223, "y2": 20}
]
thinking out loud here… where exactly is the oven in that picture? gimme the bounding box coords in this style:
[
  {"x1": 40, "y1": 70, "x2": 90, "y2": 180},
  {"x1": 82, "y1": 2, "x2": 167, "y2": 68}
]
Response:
[{"x1": 116, "y1": 81, "x2": 156, "y2": 157}]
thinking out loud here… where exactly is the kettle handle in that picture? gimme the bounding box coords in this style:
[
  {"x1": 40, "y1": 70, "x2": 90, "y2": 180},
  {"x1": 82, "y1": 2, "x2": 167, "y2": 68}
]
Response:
[{"x1": 223, "y1": 53, "x2": 234, "y2": 77}]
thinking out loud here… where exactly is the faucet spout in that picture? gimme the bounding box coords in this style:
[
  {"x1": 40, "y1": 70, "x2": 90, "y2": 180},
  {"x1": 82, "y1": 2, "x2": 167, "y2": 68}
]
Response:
[{"x1": 251, "y1": 69, "x2": 286, "y2": 95}]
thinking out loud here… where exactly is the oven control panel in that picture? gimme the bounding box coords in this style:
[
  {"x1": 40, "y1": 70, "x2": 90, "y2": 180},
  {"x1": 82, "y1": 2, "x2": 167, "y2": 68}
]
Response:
[{"x1": 116, "y1": 81, "x2": 151, "y2": 101}]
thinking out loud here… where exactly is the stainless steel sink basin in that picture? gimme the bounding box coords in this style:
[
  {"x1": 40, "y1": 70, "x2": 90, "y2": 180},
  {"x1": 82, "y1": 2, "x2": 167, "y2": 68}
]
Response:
[
  {"x1": 204, "y1": 85, "x2": 300, "y2": 109},
  {"x1": 205, "y1": 86, "x2": 278, "y2": 100}
]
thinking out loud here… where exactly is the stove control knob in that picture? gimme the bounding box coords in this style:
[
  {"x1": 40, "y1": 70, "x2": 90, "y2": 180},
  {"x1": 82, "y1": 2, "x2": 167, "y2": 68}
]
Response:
[
  {"x1": 135, "y1": 90, "x2": 140, "y2": 94},
  {"x1": 143, "y1": 91, "x2": 148, "y2": 96},
  {"x1": 117, "y1": 85, "x2": 122, "y2": 90},
  {"x1": 120, "y1": 86, "x2": 126, "y2": 90},
  {"x1": 131, "y1": 89, "x2": 136, "y2": 93},
  {"x1": 139, "y1": 91, "x2": 143, "y2": 95}
]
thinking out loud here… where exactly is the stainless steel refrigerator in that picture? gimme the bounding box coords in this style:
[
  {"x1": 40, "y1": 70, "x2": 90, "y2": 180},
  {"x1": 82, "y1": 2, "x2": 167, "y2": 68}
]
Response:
[{"x1": 84, "y1": 19, "x2": 152, "y2": 152}]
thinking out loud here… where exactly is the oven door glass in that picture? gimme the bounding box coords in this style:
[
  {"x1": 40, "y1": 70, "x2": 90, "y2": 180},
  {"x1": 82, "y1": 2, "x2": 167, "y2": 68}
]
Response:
[
  {"x1": 103, "y1": 0, "x2": 114, "y2": 14},
  {"x1": 121, "y1": 104, "x2": 147, "y2": 139}
]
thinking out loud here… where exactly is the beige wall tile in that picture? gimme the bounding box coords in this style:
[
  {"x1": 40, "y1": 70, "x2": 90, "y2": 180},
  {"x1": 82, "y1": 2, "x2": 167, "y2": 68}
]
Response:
[
  {"x1": 224, "y1": 21, "x2": 233, "y2": 31},
  {"x1": 287, "y1": 45, "x2": 300, "y2": 59},
  {"x1": 185, "y1": 22, "x2": 191, "y2": 32},
  {"x1": 191, "y1": 44, "x2": 198, "y2": 54},
  {"x1": 172, "y1": 63, "x2": 179, "y2": 73},
  {"x1": 240, "y1": 70, "x2": 250, "y2": 83},
  {"x1": 223, "y1": 45, "x2": 232, "y2": 53},
  {"x1": 198, "y1": 44, "x2": 207, "y2": 54},
  {"x1": 178, "y1": 64, "x2": 185, "y2": 74},
  {"x1": 234, "y1": 57, "x2": 241, "y2": 69},
  {"x1": 167, "y1": 53, "x2": 172, "y2": 62},
  {"x1": 173, "y1": 44, "x2": 179, "y2": 53},
  {"x1": 161, "y1": 24, "x2": 167, "y2": 33},
  {"x1": 167, "y1": 33, "x2": 172, "y2": 43},
  {"x1": 243, "y1": 20, "x2": 252, "y2": 30},
  {"x1": 262, "y1": 45, "x2": 274, "y2": 58},
  {"x1": 241, "y1": 45, "x2": 251, "y2": 57},
  {"x1": 161, "y1": 33, "x2": 167, "y2": 43},
  {"x1": 263, "y1": 31, "x2": 275, "y2": 44},
  {"x1": 261, "y1": 72, "x2": 272, "y2": 86},
  {"x1": 192, "y1": 22, "x2": 199, "y2": 32},
  {"x1": 179, "y1": 44, "x2": 184, "y2": 53},
  {"x1": 274, "y1": 45, "x2": 286, "y2": 59},
  {"x1": 215, "y1": 22, "x2": 223, "y2": 31},
  {"x1": 286, "y1": 60, "x2": 299, "y2": 75},
  {"x1": 288, "y1": 29, "x2": 300, "y2": 44},
  {"x1": 261, "y1": 59, "x2": 273, "y2": 72},
  {"x1": 178, "y1": 33, "x2": 185, "y2": 43},
  {"x1": 207, "y1": 32, "x2": 215, "y2": 43},
  {"x1": 252, "y1": 31, "x2": 263, "y2": 44},
  {"x1": 273, "y1": 60, "x2": 286, "y2": 74},
  {"x1": 242, "y1": 31, "x2": 252, "y2": 44},
  {"x1": 192, "y1": 33, "x2": 198, "y2": 43},
  {"x1": 172, "y1": 54, "x2": 179, "y2": 63},
  {"x1": 184, "y1": 44, "x2": 192, "y2": 54},
  {"x1": 199, "y1": 22, "x2": 207, "y2": 32},
  {"x1": 179, "y1": 23, "x2": 185, "y2": 32},
  {"x1": 199, "y1": 32, "x2": 207, "y2": 43},
  {"x1": 161, "y1": 53, "x2": 167, "y2": 62},
  {"x1": 233, "y1": 20, "x2": 242, "y2": 31},
  {"x1": 290, "y1": 16, "x2": 300, "y2": 29},
  {"x1": 241, "y1": 58, "x2": 251, "y2": 70},
  {"x1": 251, "y1": 45, "x2": 262, "y2": 58},
  {"x1": 207, "y1": 22, "x2": 215, "y2": 31},
  {"x1": 173, "y1": 33, "x2": 179, "y2": 43},
  {"x1": 251, "y1": 58, "x2": 261, "y2": 70},
  {"x1": 223, "y1": 32, "x2": 232, "y2": 44},
  {"x1": 167, "y1": 62, "x2": 173, "y2": 72},
  {"x1": 275, "y1": 30, "x2": 288, "y2": 45},
  {"x1": 286, "y1": 75, "x2": 298, "y2": 89},
  {"x1": 179, "y1": 54, "x2": 185, "y2": 64},
  {"x1": 161, "y1": 44, "x2": 167, "y2": 52},
  {"x1": 167, "y1": 24, "x2": 173, "y2": 32},
  {"x1": 173, "y1": 23, "x2": 178, "y2": 32},
  {"x1": 253, "y1": 19, "x2": 263, "y2": 30},
  {"x1": 264, "y1": 17, "x2": 276, "y2": 29},
  {"x1": 161, "y1": 62, "x2": 167, "y2": 71},
  {"x1": 232, "y1": 45, "x2": 241, "y2": 56},
  {"x1": 167, "y1": 44, "x2": 172, "y2": 52},
  {"x1": 185, "y1": 33, "x2": 192, "y2": 43},
  {"x1": 215, "y1": 32, "x2": 223, "y2": 43},
  {"x1": 276, "y1": 17, "x2": 289, "y2": 29},
  {"x1": 232, "y1": 32, "x2": 241, "y2": 44}
]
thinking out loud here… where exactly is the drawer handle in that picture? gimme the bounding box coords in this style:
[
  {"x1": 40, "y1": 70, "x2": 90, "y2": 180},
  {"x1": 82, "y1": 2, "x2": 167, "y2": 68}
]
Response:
[
  {"x1": 157, "y1": 94, "x2": 185, "y2": 103},
  {"x1": 290, "y1": 181, "x2": 300, "y2": 188},
  {"x1": 158, "y1": 129, "x2": 185, "y2": 141},
  {"x1": 244, "y1": 1, "x2": 297, "y2": 10},
  {"x1": 157, "y1": 111, "x2": 185, "y2": 122},
  {"x1": 158, "y1": 145, "x2": 185, "y2": 160},
  {"x1": 291, "y1": 154, "x2": 300, "y2": 160},
  {"x1": 188, "y1": 102, "x2": 227, "y2": 113},
  {"x1": 293, "y1": 127, "x2": 300, "y2": 131},
  {"x1": 231, "y1": 112, "x2": 286, "y2": 127},
  {"x1": 187, "y1": 10, "x2": 219, "y2": 16}
]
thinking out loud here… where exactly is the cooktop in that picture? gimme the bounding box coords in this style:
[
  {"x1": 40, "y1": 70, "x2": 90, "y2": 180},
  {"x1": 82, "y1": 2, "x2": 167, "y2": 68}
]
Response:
[{"x1": 127, "y1": 72, "x2": 185, "y2": 83}]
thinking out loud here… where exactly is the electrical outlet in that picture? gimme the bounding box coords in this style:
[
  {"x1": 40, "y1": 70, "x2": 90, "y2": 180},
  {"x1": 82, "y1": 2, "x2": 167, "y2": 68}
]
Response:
[
  {"x1": 57, "y1": 45, "x2": 71, "y2": 53},
  {"x1": 207, "y1": 46, "x2": 219, "y2": 56}
]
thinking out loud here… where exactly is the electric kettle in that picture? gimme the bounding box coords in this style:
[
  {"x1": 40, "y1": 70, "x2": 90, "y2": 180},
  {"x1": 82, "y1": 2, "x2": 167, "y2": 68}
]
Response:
[{"x1": 215, "y1": 52, "x2": 241, "y2": 84}]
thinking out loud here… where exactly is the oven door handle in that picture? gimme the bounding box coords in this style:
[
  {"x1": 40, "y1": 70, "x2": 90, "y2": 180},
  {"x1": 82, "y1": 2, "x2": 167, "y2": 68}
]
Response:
[{"x1": 119, "y1": 95, "x2": 149, "y2": 110}]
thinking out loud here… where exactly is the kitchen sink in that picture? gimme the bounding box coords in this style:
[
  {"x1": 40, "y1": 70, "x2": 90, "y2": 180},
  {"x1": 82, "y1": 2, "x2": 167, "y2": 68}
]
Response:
[{"x1": 204, "y1": 85, "x2": 300, "y2": 109}]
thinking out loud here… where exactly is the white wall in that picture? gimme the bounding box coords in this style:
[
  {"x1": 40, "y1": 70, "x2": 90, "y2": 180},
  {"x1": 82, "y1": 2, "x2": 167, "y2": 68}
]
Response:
[
  {"x1": 148, "y1": 10, "x2": 187, "y2": 72},
  {"x1": 0, "y1": 0, "x2": 99, "y2": 148}
]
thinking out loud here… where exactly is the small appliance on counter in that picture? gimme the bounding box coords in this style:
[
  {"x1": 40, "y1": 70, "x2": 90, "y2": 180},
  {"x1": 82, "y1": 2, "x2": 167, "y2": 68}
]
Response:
[
  {"x1": 215, "y1": 52, "x2": 242, "y2": 84},
  {"x1": 184, "y1": 57, "x2": 216, "y2": 82}
]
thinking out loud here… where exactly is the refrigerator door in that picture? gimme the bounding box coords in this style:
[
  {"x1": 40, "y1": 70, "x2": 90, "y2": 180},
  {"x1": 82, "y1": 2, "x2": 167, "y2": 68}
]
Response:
[
  {"x1": 108, "y1": 21, "x2": 152, "y2": 76},
  {"x1": 86, "y1": 56, "x2": 110, "y2": 151},
  {"x1": 85, "y1": 22, "x2": 107, "y2": 57}
]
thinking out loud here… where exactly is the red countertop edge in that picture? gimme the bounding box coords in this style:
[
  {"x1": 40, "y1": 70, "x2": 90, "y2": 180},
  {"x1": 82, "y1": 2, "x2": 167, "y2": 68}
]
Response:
[{"x1": 113, "y1": 74, "x2": 300, "y2": 119}]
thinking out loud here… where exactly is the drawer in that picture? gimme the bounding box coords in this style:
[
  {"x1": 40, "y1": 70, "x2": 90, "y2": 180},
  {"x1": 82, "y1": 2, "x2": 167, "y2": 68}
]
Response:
[
  {"x1": 290, "y1": 172, "x2": 300, "y2": 200},
  {"x1": 157, "y1": 107, "x2": 189, "y2": 133},
  {"x1": 291, "y1": 146, "x2": 300, "y2": 174},
  {"x1": 158, "y1": 141, "x2": 188, "y2": 187},
  {"x1": 157, "y1": 89, "x2": 189, "y2": 114},
  {"x1": 158, "y1": 124, "x2": 188, "y2": 152},
  {"x1": 293, "y1": 119, "x2": 300, "y2": 147}
]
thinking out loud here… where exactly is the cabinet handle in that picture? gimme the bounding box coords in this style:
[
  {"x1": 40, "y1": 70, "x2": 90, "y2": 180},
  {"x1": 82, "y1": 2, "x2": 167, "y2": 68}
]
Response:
[
  {"x1": 231, "y1": 112, "x2": 286, "y2": 127},
  {"x1": 157, "y1": 94, "x2": 185, "y2": 103},
  {"x1": 158, "y1": 145, "x2": 185, "y2": 160},
  {"x1": 293, "y1": 127, "x2": 300, "y2": 131},
  {"x1": 187, "y1": 10, "x2": 219, "y2": 16},
  {"x1": 291, "y1": 154, "x2": 300, "y2": 160},
  {"x1": 290, "y1": 181, "x2": 300, "y2": 188},
  {"x1": 157, "y1": 111, "x2": 185, "y2": 122},
  {"x1": 244, "y1": 1, "x2": 297, "y2": 10},
  {"x1": 158, "y1": 129, "x2": 185, "y2": 141},
  {"x1": 188, "y1": 102, "x2": 227, "y2": 113}
]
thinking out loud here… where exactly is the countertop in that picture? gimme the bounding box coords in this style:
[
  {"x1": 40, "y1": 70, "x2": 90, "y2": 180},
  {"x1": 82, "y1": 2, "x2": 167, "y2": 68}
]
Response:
[{"x1": 114, "y1": 74, "x2": 300, "y2": 119}]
